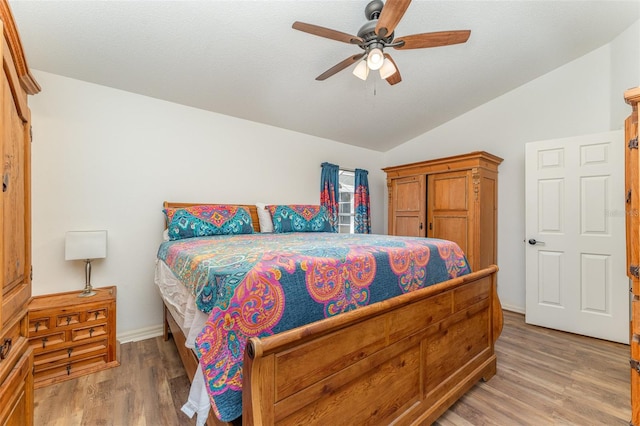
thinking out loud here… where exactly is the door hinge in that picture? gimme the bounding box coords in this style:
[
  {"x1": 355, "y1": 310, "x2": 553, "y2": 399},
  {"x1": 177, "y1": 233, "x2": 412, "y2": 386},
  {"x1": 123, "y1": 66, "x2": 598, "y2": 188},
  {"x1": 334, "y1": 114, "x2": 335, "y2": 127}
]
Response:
[
  {"x1": 629, "y1": 137, "x2": 638, "y2": 150},
  {"x1": 631, "y1": 359, "x2": 640, "y2": 374},
  {"x1": 30, "y1": 125, "x2": 33, "y2": 143},
  {"x1": 30, "y1": 265, "x2": 33, "y2": 281},
  {"x1": 631, "y1": 265, "x2": 640, "y2": 279}
]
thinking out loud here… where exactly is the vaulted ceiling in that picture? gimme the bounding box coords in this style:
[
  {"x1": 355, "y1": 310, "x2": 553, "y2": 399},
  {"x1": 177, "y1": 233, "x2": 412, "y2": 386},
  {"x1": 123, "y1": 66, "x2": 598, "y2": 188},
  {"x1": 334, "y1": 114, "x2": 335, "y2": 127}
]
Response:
[{"x1": 9, "y1": 1, "x2": 640, "y2": 151}]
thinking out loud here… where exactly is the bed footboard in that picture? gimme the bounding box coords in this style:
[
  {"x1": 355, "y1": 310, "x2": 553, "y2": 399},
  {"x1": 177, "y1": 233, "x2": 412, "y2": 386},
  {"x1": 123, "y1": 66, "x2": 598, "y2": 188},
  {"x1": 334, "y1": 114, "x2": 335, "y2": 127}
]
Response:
[{"x1": 243, "y1": 265, "x2": 501, "y2": 425}]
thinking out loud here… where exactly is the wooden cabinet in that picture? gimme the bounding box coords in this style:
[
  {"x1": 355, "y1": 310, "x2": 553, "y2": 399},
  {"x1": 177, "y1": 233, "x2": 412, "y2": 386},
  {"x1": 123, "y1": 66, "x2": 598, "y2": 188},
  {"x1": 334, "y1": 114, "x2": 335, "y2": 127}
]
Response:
[
  {"x1": 27, "y1": 287, "x2": 119, "y2": 388},
  {"x1": 383, "y1": 151, "x2": 503, "y2": 272},
  {"x1": 0, "y1": 1, "x2": 40, "y2": 424},
  {"x1": 625, "y1": 87, "x2": 640, "y2": 426}
]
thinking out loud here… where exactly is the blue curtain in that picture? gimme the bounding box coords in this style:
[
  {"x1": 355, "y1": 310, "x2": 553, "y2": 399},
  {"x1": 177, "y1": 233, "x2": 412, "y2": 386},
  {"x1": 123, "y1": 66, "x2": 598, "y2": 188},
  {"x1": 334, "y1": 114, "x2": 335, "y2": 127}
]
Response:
[
  {"x1": 354, "y1": 168, "x2": 371, "y2": 234},
  {"x1": 320, "y1": 162, "x2": 339, "y2": 232}
]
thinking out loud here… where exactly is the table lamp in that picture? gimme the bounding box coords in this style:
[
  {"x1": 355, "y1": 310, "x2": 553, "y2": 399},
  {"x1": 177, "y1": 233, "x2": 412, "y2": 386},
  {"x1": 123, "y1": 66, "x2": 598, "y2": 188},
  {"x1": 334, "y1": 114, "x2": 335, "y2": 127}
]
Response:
[{"x1": 65, "y1": 230, "x2": 107, "y2": 297}]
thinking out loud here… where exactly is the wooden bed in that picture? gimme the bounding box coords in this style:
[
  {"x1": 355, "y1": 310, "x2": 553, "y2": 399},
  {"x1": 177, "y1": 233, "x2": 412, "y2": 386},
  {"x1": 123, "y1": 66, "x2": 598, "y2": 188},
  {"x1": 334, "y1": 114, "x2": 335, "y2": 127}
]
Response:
[{"x1": 160, "y1": 202, "x2": 503, "y2": 426}]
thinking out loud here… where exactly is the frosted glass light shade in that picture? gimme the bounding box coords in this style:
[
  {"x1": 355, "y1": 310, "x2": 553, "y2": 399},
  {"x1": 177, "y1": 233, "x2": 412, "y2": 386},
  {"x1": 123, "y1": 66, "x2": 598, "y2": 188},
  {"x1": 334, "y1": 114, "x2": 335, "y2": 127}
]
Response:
[
  {"x1": 352, "y1": 60, "x2": 369, "y2": 80},
  {"x1": 379, "y1": 58, "x2": 397, "y2": 79},
  {"x1": 367, "y1": 48, "x2": 384, "y2": 71},
  {"x1": 65, "y1": 230, "x2": 107, "y2": 260}
]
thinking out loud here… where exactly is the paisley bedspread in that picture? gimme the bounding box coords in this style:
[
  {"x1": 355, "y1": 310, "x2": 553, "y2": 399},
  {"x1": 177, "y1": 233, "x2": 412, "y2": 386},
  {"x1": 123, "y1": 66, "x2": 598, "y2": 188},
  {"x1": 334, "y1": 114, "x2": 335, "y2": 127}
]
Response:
[{"x1": 157, "y1": 232, "x2": 471, "y2": 422}]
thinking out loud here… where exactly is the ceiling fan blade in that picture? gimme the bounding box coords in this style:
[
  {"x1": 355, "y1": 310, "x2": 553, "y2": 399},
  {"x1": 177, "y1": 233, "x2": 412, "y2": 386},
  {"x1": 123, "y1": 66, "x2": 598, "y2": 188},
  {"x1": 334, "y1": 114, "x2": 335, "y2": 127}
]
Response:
[
  {"x1": 292, "y1": 21, "x2": 363, "y2": 45},
  {"x1": 383, "y1": 54, "x2": 402, "y2": 86},
  {"x1": 316, "y1": 53, "x2": 366, "y2": 81},
  {"x1": 375, "y1": 0, "x2": 412, "y2": 38},
  {"x1": 394, "y1": 30, "x2": 471, "y2": 50}
]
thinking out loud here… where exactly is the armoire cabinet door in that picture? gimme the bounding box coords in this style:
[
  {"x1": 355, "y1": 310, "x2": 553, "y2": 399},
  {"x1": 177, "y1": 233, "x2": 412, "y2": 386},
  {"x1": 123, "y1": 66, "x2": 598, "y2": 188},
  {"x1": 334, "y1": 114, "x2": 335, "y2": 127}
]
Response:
[
  {"x1": 389, "y1": 175, "x2": 426, "y2": 237},
  {"x1": 625, "y1": 87, "x2": 640, "y2": 426},
  {"x1": 2, "y1": 72, "x2": 28, "y2": 299},
  {"x1": 626, "y1": 110, "x2": 639, "y2": 286},
  {"x1": 427, "y1": 170, "x2": 471, "y2": 257}
]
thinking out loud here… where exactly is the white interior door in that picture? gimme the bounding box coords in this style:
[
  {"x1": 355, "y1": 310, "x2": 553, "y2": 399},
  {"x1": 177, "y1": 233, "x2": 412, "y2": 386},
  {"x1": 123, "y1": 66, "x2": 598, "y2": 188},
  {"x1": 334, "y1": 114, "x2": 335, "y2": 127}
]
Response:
[{"x1": 525, "y1": 131, "x2": 628, "y2": 343}]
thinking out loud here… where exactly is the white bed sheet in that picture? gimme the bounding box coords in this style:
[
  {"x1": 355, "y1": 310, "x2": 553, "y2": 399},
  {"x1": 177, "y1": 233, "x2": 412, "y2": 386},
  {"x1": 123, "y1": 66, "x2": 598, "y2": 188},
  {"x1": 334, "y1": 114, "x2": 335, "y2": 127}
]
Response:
[
  {"x1": 154, "y1": 259, "x2": 209, "y2": 348},
  {"x1": 154, "y1": 259, "x2": 211, "y2": 425}
]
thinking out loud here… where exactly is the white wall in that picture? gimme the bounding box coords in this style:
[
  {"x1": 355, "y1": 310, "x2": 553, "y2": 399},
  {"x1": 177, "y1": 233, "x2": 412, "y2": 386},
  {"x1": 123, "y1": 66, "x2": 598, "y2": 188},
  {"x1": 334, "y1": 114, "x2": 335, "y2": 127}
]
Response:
[
  {"x1": 610, "y1": 19, "x2": 640, "y2": 128},
  {"x1": 29, "y1": 70, "x2": 386, "y2": 338},
  {"x1": 384, "y1": 21, "x2": 640, "y2": 313}
]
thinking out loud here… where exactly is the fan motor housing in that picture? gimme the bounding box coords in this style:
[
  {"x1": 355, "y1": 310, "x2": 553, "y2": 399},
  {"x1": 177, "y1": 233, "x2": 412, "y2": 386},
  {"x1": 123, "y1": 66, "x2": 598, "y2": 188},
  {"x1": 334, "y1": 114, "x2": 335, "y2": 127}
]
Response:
[
  {"x1": 357, "y1": 20, "x2": 394, "y2": 46},
  {"x1": 364, "y1": 0, "x2": 384, "y2": 20}
]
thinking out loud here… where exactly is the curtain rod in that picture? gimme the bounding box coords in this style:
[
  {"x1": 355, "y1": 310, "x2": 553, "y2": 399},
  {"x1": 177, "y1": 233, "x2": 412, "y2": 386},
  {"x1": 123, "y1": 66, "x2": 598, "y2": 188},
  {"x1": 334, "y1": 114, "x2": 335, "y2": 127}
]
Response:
[{"x1": 321, "y1": 164, "x2": 356, "y2": 172}]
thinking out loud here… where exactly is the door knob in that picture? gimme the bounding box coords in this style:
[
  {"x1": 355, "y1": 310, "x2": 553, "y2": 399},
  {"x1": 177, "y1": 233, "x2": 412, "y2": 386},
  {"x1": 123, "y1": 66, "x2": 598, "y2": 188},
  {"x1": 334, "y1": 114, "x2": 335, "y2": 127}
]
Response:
[{"x1": 528, "y1": 238, "x2": 545, "y2": 245}]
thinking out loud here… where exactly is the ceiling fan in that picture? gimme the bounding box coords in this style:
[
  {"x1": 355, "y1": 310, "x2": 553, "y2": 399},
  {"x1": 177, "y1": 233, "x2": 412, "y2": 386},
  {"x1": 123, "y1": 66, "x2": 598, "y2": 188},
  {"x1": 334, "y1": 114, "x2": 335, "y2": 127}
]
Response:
[{"x1": 292, "y1": 0, "x2": 470, "y2": 85}]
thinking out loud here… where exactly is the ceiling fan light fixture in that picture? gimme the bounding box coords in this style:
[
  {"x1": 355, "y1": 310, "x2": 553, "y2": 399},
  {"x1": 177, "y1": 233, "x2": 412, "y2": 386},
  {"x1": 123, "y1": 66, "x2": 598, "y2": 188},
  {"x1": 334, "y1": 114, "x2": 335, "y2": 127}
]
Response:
[
  {"x1": 367, "y1": 47, "x2": 384, "y2": 70},
  {"x1": 379, "y1": 58, "x2": 397, "y2": 79},
  {"x1": 353, "y1": 59, "x2": 369, "y2": 80}
]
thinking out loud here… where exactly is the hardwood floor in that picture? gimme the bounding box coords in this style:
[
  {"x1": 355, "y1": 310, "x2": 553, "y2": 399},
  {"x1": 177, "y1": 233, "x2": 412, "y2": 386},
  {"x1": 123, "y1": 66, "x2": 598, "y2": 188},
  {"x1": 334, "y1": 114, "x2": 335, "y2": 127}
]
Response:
[
  {"x1": 435, "y1": 311, "x2": 630, "y2": 426},
  {"x1": 34, "y1": 311, "x2": 630, "y2": 425}
]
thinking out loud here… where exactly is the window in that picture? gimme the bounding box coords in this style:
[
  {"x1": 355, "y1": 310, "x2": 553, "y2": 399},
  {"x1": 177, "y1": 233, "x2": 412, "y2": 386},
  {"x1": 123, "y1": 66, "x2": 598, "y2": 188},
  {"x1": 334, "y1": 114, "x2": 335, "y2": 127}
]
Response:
[{"x1": 338, "y1": 169, "x2": 355, "y2": 234}]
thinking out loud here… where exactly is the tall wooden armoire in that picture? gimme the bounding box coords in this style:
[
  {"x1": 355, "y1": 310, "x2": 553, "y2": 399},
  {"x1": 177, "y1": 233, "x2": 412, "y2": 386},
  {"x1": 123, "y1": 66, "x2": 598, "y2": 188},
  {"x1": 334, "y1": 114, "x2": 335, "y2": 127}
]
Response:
[
  {"x1": 625, "y1": 86, "x2": 640, "y2": 426},
  {"x1": 383, "y1": 151, "x2": 503, "y2": 272},
  {"x1": 0, "y1": 1, "x2": 40, "y2": 424}
]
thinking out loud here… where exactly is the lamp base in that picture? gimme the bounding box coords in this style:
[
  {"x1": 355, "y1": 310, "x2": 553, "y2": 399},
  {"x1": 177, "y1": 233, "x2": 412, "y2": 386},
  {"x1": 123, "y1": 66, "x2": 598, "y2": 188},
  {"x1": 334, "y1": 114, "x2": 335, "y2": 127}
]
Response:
[
  {"x1": 78, "y1": 289, "x2": 97, "y2": 297},
  {"x1": 79, "y1": 260, "x2": 97, "y2": 297}
]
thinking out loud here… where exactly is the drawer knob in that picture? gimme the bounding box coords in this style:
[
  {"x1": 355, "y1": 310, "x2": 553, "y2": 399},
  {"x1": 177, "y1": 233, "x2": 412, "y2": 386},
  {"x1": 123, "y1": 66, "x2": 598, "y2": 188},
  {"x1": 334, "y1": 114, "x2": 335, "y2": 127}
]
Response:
[
  {"x1": 94, "y1": 311, "x2": 100, "y2": 320},
  {"x1": 66, "y1": 316, "x2": 72, "y2": 325},
  {"x1": 41, "y1": 337, "x2": 48, "y2": 349},
  {"x1": 0, "y1": 338, "x2": 12, "y2": 360},
  {"x1": 35, "y1": 321, "x2": 40, "y2": 332},
  {"x1": 89, "y1": 327, "x2": 95, "y2": 338},
  {"x1": 67, "y1": 348, "x2": 73, "y2": 358},
  {"x1": 66, "y1": 364, "x2": 71, "y2": 375}
]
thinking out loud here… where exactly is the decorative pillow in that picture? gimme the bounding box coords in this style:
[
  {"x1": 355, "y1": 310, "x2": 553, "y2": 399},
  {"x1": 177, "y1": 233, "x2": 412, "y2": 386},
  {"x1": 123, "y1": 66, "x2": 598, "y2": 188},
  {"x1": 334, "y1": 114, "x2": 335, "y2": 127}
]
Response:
[
  {"x1": 267, "y1": 204, "x2": 334, "y2": 233},
  {"x1": 163, "y1": 205, "x2": 254, "y2": 240},
  {"x1": 255, "y1": 202, "x2": 274, "y2": 233}
]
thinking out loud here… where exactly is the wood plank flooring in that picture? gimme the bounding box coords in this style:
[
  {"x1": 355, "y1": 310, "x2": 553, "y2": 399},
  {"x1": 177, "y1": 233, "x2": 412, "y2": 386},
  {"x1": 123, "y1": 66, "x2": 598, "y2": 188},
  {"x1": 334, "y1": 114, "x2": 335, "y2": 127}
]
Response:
[{"x1": 34, "y1": 311, "x2": 630, "y2": 425}]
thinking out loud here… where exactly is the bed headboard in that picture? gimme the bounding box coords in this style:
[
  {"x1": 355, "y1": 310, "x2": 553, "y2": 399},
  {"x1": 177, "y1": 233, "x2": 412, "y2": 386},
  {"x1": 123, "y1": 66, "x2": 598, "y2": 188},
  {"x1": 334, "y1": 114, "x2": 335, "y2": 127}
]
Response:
[{"x1": 163, "y1": 201, "x2": 261, "y2": 233}]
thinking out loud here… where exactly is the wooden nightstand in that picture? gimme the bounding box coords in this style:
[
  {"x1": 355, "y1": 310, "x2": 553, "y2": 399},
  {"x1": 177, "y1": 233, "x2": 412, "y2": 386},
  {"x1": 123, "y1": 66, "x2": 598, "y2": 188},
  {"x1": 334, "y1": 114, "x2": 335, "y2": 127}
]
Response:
[{"x1": 27, "y1": 286, "x2": 119, "y2": 388}]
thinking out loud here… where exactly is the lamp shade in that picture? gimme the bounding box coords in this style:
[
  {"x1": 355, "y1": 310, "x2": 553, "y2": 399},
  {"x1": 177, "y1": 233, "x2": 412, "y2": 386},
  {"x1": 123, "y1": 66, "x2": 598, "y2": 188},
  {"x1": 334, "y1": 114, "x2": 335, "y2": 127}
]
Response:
[
  {"x1": 352, "y1": 59, "x2": 369, "y2": 80},
  {"x1": 65, "y1": 230, "x2": 107, "y2": 260},
  {"x1": 379, "y1": 58, "x2": 397, "y2": 79}
]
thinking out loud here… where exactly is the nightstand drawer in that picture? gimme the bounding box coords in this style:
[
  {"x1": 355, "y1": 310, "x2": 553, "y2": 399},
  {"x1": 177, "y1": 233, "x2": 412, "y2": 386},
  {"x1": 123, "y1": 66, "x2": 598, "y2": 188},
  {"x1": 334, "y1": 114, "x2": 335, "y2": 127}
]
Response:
[
  {"x1": 86, "y1": 308, "x2": 108, "y2": 322},
  {"x1": 29, "y1": 332, "x2": 66, "y2": 352},
  {"x1": 56, "y1": 312, "x2": 80, "y2": 327},
  {"x1": 71, "y1": 324, "x2": 106, "y2": 342},
  {"x1": 34, "y1": 339, "x2": 108, "y2": 369},
  {"x1": 34, "y1": 354, "x2": 109, "y2": 383},
  {"x1": 28, "y1": 317, "x2": 50, "y2": 334}
]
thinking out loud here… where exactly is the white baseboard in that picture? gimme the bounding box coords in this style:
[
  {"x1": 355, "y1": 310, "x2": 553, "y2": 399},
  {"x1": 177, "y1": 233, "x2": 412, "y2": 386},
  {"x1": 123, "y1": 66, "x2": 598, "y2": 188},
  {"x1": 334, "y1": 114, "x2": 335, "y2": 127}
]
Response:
[
  {"x1": 117, "y1": 324, "x2": 164, "y2": 343},
  {"x1": 501, "y1": 303, "x2": 525, "y2": 315}
]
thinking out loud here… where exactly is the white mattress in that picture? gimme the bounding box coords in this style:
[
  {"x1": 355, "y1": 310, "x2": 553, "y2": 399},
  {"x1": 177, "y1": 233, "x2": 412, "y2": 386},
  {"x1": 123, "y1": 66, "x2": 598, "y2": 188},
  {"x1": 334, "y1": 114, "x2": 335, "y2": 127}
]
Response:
[{"x1": 154, "y1": 258, "x2": 211, "y2": 425}]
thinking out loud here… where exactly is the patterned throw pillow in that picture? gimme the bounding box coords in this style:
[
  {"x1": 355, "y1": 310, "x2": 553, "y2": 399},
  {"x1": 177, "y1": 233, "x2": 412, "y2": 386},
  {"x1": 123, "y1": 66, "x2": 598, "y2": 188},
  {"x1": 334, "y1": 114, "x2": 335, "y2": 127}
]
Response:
[
  {"x1": 164, "y1": 205, "x2": 254, "y2": 240},
  {"x1": 267, "y1": 204, "x2": 334, "y2": 233}
]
